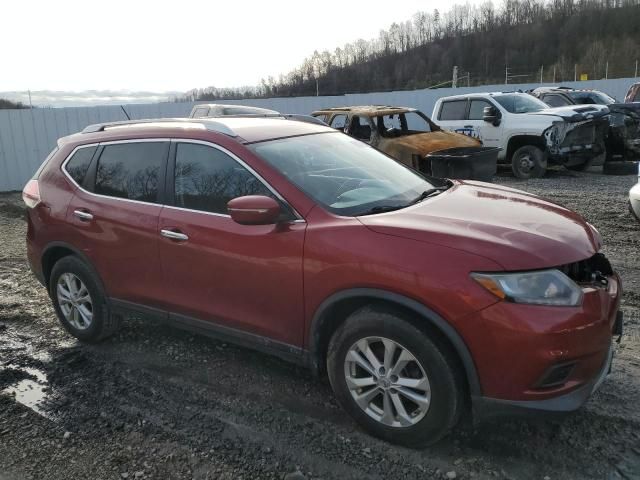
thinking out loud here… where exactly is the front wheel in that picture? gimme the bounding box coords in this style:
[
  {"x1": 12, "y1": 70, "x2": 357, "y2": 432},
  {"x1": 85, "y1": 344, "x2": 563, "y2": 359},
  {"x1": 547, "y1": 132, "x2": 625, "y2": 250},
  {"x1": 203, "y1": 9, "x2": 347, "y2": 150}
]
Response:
[
  {"x1": 326, "y1": 307, "x2": 464, "y2": 447},
  {"x1": 511, "y1": 145, "x2": 547, "y2": 179}
]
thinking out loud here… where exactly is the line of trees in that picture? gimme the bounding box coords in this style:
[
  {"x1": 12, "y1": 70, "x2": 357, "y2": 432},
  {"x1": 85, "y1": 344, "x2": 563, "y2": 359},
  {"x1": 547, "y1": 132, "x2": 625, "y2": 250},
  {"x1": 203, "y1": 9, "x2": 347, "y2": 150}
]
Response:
[
  {"x1": 180, "y1": 0, "x2": 640, "y2": 102},
  {"x1": 0, "y1": 99, "x2": 28, "y2": 109}
]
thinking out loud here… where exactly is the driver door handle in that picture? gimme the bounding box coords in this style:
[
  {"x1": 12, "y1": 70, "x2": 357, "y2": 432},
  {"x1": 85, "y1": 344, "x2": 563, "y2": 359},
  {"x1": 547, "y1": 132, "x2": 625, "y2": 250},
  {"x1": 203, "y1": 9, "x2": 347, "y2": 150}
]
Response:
[{"x1": 160, "y1": 229, "x2": 189, "y2": 242}]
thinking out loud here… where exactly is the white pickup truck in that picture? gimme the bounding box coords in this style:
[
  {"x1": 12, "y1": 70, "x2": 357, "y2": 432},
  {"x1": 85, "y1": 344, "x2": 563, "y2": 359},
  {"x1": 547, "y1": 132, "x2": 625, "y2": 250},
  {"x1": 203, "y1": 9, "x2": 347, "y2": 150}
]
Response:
[{"x1": 432, "y1": 92, "x2": 609, "y2": 178}]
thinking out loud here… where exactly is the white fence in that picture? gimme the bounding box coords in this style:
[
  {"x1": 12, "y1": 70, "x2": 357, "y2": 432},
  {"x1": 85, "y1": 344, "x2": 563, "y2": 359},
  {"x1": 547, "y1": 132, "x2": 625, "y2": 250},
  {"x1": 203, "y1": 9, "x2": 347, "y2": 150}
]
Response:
[{"x1": 0, "y1": 77, "x2": 637, "y2": 191}]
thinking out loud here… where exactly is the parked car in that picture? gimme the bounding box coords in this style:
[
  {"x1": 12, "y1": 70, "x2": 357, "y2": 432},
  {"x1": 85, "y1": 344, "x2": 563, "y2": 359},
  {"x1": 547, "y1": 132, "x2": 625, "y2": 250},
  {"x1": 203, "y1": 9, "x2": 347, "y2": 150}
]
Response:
[
  {"x1": 190, "y1": 103, "x2": 279, "y2": 117},
  {"x1": 625, "y1": 82, "x2": 640, "y2": 103},
  {"x1": 432, "y1": 92, "x2": 610, "y2": 178},
  {"x1": 530, "y1": 87, "x2": 640, "y2": 167},
  {"x1": 23, "y1": 117, "x2": 622, "y2": 447},
  {"x1": 310, "y1": 106, "x2": 499, "y2": 181},
  {"x1": 630, "y1": 163, "x2": 640, "y2": 220},
  {"x1": 190, "y1": 103, "x2": 327, "y2": 126}
]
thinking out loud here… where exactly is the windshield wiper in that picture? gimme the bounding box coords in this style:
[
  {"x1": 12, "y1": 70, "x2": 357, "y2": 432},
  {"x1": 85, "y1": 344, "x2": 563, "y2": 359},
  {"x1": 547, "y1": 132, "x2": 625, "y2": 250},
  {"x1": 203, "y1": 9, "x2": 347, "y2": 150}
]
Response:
[{"x1": 408, "y1": 186, "x2": 450, "y2": 205}]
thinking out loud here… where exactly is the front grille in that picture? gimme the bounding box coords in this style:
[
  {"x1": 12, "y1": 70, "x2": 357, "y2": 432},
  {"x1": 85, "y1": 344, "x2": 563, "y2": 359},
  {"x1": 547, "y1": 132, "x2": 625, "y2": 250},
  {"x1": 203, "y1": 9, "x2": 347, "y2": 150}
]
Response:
[
  {"x1": 562, "y1": 123, "x2": 596, "y2": 146},
  {"x1": 558, "y1": 252, "x2": 613, "y2": 284}
]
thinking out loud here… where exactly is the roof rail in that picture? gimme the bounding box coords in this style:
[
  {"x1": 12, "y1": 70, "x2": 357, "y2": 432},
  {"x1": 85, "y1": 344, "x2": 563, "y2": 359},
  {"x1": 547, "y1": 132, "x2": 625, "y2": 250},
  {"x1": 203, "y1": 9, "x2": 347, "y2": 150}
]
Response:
[{"x1": 82, "y1": 118, "x2": 237, "y2": 137}]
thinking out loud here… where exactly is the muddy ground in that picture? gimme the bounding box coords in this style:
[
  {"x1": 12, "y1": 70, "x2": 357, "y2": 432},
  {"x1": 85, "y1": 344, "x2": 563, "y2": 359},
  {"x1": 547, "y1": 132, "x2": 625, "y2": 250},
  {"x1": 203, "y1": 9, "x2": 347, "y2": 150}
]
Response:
[{"x1": 1, "y1": 168, "x2": 639, "y2": 480}]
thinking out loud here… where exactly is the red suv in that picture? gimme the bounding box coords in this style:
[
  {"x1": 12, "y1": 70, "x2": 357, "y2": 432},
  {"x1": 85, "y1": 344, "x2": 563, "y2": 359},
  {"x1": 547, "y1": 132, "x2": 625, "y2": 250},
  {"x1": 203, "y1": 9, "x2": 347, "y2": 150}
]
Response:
[{"x1": 24, "y1": 117, "x2": 622, "y2": 446}]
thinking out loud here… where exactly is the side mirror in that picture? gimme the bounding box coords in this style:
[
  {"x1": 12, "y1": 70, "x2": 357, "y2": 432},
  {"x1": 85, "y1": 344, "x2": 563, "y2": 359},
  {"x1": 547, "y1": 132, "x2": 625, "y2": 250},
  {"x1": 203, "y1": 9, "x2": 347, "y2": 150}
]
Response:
[
  {"x1": 227, "y1": 195, "x2": 280, "y2": 225},
  {"x1": 482, "y1": 106, "x2": 501, "y2": 126}
]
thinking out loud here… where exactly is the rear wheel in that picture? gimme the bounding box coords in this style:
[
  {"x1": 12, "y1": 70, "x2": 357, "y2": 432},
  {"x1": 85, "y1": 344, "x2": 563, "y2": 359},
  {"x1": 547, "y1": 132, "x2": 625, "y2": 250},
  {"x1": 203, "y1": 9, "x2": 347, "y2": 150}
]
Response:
[
  {"x1": 327, "y1": 306, "x2": 464, "y2": 447},
  {"x1": 49, "y1": 256, "x2": 120, "y2": 342},
  {"x1": 511, "y1": 145, "x2": 547, "y2": 179}
]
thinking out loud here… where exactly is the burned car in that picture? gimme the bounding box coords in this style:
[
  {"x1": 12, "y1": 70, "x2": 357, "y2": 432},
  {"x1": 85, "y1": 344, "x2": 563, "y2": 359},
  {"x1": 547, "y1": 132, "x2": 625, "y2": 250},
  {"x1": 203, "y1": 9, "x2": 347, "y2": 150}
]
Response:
[
  {"x1": 531, "y1": 87, "x2": 640, "y2": 164},
  {"x1": 311, "y1": 106, "x2": 499, "y2": 181}
]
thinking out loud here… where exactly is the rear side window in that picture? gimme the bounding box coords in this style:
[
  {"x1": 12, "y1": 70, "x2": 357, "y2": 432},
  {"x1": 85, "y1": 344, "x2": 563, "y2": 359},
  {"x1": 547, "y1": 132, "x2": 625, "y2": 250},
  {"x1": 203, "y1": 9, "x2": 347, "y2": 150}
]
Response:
[
  {"x1": 438, "y1": 100, "x2": 467, "y2": 121},
  {"x1": 174, "y1": 142, "x2": 273, "y2": 214},
  {"x1": 543, "y1": 94, "x2": 571, "y2": 107},
  {"x1": 64, "y1": 146, "x2": 97, "y2": 185},
  {"x1": 330, "y1": 114, "x2": 348, "y2": 129},
  {"x1": 94, "y1": 142, "x2": 168, "y2": 203},
  {"x1": 191, "y1": 107, "x2": 209, "y2": 118}
]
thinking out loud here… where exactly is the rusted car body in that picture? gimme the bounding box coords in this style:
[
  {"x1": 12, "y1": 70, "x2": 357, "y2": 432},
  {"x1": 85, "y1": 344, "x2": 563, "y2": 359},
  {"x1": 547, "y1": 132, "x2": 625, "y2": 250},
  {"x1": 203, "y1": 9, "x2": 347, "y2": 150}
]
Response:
[{"x1": 311, "y1": 106, "x2": 482, "y2": 170}]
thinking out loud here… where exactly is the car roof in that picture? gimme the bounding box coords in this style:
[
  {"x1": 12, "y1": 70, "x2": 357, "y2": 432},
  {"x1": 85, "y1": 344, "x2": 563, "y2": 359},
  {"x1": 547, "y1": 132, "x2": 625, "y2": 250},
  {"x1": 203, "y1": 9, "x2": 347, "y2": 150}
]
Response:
[
  {"x1": 437, "y1": 91, "x2": 527, "y2": 101},
  {"x1": 313, "y1": 105, "x2": 417, "y2": 116},
  {"x1": 61, "y1": 117, "x2": 334, "y2": 146},
  {"x1": 192, "y1": 103, "x2": 279, "y2": 115}
]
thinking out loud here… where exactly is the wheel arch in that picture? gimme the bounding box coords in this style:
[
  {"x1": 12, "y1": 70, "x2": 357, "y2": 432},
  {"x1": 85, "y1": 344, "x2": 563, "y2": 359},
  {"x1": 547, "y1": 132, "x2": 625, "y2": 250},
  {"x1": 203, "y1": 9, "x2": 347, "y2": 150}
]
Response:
[
  {"x1": 506, "y1": 134, "x2": 547, "y2": 162},
  {"x1": 41, "y1": 242, "x2": 107, "y2": 295},
  {"x1": 308, "y1": 288, "x2": 482, "y2": 396}
]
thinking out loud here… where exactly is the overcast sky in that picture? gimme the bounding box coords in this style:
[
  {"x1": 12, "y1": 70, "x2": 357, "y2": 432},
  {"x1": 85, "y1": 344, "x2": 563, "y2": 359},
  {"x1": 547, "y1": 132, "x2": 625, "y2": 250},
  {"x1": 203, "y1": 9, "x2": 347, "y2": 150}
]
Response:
[{"x1": 2, "y1": 0, "x2": 486, "y2": 96}]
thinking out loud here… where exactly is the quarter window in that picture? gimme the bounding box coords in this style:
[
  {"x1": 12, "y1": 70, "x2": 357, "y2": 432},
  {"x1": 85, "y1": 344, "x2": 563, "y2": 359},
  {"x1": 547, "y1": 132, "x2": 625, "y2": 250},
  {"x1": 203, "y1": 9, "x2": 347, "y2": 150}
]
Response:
[
  {"x1": 438, "y1": 100, "x2": 467, "y2": 121},
  {"x1": 64, "y1": 146, "x2": 97, "y2": 185},
  {"x1": 94, "y1": 142, "x2": 168, "y2": 203},
  {"x1": 174, "y1": 143, "x2": 273, "y2": 215}
]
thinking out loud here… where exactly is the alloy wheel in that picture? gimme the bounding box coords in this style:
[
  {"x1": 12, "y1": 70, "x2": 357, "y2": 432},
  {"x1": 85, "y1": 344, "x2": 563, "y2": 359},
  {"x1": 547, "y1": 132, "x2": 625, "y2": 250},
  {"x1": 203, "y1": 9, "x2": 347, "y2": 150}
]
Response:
[
  {"x1": 56, "y1": 273, "x2": 93, "y2": 330},
  {"x1": 344, "y1": 336, "x2": 431, "y2": 427}
]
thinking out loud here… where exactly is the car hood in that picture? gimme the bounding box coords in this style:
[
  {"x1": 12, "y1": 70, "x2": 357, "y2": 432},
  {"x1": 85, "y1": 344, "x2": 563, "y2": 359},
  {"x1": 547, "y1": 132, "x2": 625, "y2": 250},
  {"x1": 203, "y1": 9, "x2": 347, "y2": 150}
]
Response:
[
  {"x1": 530, "y1": 105, "x2": 610, "y2": 122},
  {"x1": 378, "y1": 130, "x2": 480, "y2": 156},
  {"x1": 358, "y1": 181, "x2": 600, "y2": 271}
]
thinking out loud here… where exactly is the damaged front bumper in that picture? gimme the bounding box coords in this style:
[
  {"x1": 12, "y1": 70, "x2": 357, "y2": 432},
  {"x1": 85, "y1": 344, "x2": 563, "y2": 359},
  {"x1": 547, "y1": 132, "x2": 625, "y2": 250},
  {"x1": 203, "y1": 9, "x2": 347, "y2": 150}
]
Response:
[{"x1": 544, "y1": 117, "x2": 609, "y2": 165}]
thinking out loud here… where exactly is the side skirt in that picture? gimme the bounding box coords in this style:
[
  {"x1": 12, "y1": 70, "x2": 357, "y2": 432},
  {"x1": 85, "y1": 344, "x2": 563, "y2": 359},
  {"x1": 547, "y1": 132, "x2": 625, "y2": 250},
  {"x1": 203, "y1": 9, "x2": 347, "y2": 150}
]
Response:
[{"x1": 110, "y1": 298, "x2": 310, "y2": 367}]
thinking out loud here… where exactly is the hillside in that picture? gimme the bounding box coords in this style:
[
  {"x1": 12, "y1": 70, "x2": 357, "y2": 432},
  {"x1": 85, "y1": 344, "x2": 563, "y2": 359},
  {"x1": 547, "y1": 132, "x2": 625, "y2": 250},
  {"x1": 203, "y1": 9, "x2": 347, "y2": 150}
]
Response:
[{"x1": 185, "y1": 0, "x2": 640, "y2": 101}]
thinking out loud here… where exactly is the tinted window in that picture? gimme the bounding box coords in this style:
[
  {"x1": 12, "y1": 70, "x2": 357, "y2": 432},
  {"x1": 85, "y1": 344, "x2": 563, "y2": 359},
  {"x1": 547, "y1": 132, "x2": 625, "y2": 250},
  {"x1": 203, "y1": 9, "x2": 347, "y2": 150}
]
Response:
[
  {"x1": 468, "y1": 100, "x2": 493, "y2": 120},
  {"x1": 174, "y1": 143, "x2": 272, "y2": 214},
  {"x1": 64, "y1": 146, "x2": 97, "y2": 185},
  {"x1": 192, "y1": 107, "x2": 209, "y2": 118},
  {"x1": 94, "y1": 142, "x2": 167, "y2": 203},
  {"x1": 542, "y1": 94, "x2": 571, "y2": 107},
  {"x1": 330, "y1": 114, "x2": 348, "y2": 129},
  {"x1": 439, "y1": 100, "x2": 467, "y2": 120},
  {"x1": 566, "y1": 91, "x2": 615, "y2": 105}
]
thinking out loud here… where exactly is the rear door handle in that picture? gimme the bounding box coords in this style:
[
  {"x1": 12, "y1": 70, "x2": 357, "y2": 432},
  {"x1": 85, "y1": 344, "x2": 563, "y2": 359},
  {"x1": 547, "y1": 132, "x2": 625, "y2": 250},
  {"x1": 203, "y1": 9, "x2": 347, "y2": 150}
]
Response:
[
  {"x1": 73, "y1": 209, "x2": 93, "y2": 221},
  {"x1": 160, "y1": 229, "x2": 189, "y2": 241}
]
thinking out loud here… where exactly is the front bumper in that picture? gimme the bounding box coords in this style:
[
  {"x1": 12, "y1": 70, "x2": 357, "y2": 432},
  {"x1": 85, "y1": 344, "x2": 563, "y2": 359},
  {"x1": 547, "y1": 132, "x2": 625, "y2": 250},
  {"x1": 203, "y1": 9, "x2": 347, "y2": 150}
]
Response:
[{"x1": 472, "y1": 328, "x2": 617, "y2": 421}]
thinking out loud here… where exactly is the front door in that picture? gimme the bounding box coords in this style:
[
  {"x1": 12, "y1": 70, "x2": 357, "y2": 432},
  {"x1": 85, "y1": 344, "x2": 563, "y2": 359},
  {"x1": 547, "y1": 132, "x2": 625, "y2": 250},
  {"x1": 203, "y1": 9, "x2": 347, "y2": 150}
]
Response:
[
  {"x1": 465, "y1": 98, "x2": 503, "y2": 148},
  {"x1": 157, "y1": 141, "x2": 306, "y2": 347}
]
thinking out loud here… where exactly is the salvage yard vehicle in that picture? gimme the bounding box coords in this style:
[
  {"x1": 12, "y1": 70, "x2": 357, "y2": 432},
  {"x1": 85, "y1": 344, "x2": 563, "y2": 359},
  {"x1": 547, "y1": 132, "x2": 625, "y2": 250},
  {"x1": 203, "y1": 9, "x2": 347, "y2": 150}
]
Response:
[
  {"x1": 630, "y1": 163, "x2": 640, "y2": 221},
  {"x1": 625, "y1": 82, "x2": 640, "y2": 103},
  {"x1": 311, "y1": 106, "x2": 499, "y2": 181},
  {"x1": 433, "y1": 92, "x2": 610, "y2": 179},
  {"x1": 190, "y1": 103, "x2": 327, "y2": 126},
  {"x1": 24, "y1": 117, "x2": 622, "y2": 447},
  {"x1": 530, "y1": 87, "x2": 640, "y2": 169}
]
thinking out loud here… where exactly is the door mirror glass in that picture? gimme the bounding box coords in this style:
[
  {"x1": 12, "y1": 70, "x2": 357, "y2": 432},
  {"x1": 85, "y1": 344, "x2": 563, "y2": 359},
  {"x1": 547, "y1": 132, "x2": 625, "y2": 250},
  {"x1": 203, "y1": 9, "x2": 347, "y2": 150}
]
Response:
[
  {"x1": 227, "y1": 195, "x2": 281, "y2": 225},
  {"x1": 482, "y1": 106, "x2": 501, "y2": 126}
]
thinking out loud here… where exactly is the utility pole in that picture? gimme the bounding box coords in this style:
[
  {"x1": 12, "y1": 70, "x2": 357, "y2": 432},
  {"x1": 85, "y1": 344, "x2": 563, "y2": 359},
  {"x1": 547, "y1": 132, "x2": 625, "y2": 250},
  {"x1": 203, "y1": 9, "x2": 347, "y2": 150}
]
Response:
[
  {"x1": 315, "y1": 78, "x2": 319, "y2": 97},
  {"x1": 553, "y1": 66, "x2": 556, "y2": 83},
  {"x1": 452, "y1": 66, "x2": 458, "y2": 88},
  {"x1": 605, "y1": 62, "x2": 609, "y2": 79},
  {"x1": 28, "y1": 90, "x2": 33, "y2": 109},
  {"x1": 540, "y1": 65, "x2": 544, "y2": 83},
  {"x1": 574, "y1": 64, "x2": 577, "y2": 82},
  {"x1": 505, "y1": 65, "x2": 509, "y2": 85},
  {"x1": 635, "y1": 60, "x2": 638, "y2": 78}
]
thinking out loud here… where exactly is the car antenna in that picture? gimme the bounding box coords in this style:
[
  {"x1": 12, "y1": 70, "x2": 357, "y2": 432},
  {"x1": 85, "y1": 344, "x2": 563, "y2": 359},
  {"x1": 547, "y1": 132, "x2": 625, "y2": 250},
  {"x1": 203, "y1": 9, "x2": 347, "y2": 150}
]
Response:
[{"x1": 120, "y1": 105, "x2": 131, "y2": 120}]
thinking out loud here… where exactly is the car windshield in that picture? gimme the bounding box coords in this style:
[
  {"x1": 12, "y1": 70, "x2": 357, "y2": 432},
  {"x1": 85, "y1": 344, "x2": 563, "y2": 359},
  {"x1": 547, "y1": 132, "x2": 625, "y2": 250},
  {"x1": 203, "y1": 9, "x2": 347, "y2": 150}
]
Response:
[
  {"x1": 494, "y1": 94, "x2": 547, "y2": 113},
  {"x1": 375, "y1": 111, "x2": 433, "y2": 137},
  {"x1": 567, "y1": 91, "x2": 615, "y2": 105},
  {"x1": 249, "y1": 132, "x2": 438, "y2": 216}
]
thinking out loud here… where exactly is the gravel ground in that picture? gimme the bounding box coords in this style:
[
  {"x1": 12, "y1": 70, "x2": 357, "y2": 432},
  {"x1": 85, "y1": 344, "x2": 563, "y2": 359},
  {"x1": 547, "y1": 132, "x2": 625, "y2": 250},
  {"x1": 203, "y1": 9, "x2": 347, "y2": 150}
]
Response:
[{"x1": 1, "y1": 167, "x2": 639, "y2": 480}]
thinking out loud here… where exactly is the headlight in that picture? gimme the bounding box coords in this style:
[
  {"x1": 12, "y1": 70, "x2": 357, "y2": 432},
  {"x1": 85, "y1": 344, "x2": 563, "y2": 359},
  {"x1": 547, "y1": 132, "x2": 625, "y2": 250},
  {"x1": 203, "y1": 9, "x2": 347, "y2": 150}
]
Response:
[{"x1": 471, "y1": 269, "x2": 583, "y2": 306}]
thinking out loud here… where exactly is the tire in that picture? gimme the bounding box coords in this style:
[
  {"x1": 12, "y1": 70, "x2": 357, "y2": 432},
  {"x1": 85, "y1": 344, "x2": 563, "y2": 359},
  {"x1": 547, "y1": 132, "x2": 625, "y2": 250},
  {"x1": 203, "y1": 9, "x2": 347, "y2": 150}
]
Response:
[
  {"x1": 511, "y1": 145, "x2": 547, "y2": 179},
  {"x1": 603, "y1": 161, "x2": 639, "y2": 175},
  {"x1": 49, "y1": 255, "x2": 120, "y2": 342},
  {"x1": 326, "y1": 306, "x2": 464, "y2": 447},
  {"x1": 566, "y1": 147, "x2": 606, "y2": 172}
]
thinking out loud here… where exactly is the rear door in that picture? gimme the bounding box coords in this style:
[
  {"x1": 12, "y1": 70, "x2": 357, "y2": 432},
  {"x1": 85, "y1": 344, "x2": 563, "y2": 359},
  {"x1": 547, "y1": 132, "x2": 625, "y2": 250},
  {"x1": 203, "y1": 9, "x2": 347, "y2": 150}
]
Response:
[
  {"x1": 157, "y1": 140, "x2": 306, "y2": 347},
  {"x1": 434, "y1": 99, "x2": 469, "y2": 135},
  {"x1": 65, "y1": 140, "x2": 169, "y2": 308}
]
